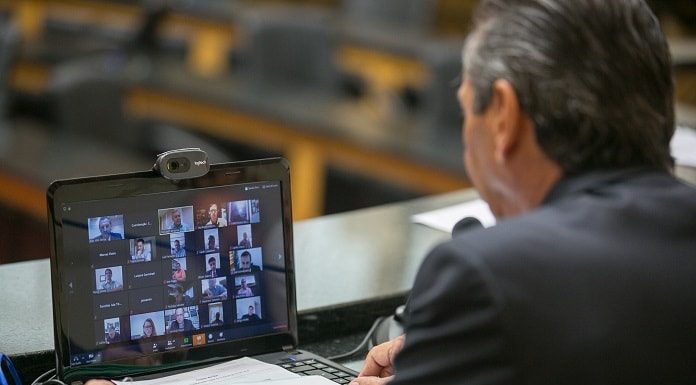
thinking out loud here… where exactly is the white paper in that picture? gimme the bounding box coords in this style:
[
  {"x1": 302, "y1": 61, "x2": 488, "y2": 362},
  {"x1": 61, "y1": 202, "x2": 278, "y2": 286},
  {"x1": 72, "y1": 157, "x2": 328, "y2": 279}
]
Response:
[
  {"x1": 412, "y1": 198, "x2": 496, "y2": 233},
  {"x1": 111, "y1": 357, "x2": 334, "y2": 385},
  {"x1": 671, "y1": 126, "x2": 696, "y2": 168}
]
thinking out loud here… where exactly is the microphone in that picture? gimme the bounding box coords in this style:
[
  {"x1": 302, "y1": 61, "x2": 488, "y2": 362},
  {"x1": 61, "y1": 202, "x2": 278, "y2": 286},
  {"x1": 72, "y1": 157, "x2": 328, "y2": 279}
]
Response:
[{"x1": 452, "y1": 217, "x2": 484, "y2": 238}]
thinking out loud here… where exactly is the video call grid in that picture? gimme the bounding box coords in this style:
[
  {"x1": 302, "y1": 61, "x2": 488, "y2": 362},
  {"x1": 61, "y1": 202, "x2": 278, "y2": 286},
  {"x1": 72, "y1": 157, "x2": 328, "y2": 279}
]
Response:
[{"x1": 87, "y1": 199, "x2": 267, "y2": 346}]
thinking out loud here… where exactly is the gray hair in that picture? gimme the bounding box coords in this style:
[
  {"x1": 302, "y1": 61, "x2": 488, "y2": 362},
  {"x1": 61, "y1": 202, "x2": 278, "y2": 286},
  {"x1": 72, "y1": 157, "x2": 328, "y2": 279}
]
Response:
[{"x1": 464, "y1": 0, "x2": 674, "y2": 173}]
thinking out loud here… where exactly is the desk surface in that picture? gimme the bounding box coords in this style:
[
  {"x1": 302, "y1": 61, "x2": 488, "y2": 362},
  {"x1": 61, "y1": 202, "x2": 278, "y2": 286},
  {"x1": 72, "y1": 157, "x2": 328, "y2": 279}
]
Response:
[{"x1": 0, "y1": 189, "x2": 475, "y2": 358}]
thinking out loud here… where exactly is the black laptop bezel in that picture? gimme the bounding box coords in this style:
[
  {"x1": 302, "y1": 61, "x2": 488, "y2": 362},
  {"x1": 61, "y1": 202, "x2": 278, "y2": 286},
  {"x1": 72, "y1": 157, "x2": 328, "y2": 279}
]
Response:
[{"x1": 47, "y1": 158, "x2": 298, "y2": 382}]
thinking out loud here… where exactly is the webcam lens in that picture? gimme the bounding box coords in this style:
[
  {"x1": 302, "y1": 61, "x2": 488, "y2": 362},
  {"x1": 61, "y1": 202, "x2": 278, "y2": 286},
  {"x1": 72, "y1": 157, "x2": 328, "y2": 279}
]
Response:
[{"x1": 167, "y1": 160, "x2": 180, "y2": 172}]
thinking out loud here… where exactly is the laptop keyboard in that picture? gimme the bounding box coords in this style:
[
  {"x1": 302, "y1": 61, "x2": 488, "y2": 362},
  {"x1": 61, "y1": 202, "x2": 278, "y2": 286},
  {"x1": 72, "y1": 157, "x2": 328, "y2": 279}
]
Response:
[{"x1": 279, "y1": 359, "x2": 356, "y2": 384}]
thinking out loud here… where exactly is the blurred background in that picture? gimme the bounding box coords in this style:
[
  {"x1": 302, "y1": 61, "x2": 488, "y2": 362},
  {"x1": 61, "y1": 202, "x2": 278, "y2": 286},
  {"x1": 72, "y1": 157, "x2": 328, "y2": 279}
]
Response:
[{"x1": 0, "y1": 0, "x2": 694, "y2": 264}]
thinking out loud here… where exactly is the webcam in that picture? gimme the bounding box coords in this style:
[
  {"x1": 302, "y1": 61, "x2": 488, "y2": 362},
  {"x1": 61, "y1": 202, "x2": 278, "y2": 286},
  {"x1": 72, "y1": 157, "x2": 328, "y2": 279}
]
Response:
[{"x1": 154, "y1": 148, "x2": 210, "y2": 180}]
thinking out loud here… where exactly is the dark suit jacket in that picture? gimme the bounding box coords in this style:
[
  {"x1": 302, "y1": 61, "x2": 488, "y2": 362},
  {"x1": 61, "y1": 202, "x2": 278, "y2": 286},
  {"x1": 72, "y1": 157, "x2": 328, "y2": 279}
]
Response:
[
  {"x1": 392, "y1": 169, "x2": 696, "y2": 385},
  {"x1": 206, "y1": 268, "x2": 223, "y2": 277},
  {"x1": 91, "y1": 232, "x2": 122, "y2": 242},
  {"x1": 169, "y1": 318, "x2": 195, "y2": 332}
]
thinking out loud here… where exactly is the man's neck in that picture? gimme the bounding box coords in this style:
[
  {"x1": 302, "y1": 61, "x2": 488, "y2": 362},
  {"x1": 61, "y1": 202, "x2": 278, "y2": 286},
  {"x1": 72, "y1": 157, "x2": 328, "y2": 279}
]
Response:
[{"x1": 498, "y1": 159, "x2": 563, "y2": 218}]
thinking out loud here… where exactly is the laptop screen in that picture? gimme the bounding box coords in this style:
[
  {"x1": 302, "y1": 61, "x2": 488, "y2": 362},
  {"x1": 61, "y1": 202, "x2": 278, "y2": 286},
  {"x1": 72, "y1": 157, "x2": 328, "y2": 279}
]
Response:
[{"x1": 55, "y1": 179, "x2": 290, "y2": 368}]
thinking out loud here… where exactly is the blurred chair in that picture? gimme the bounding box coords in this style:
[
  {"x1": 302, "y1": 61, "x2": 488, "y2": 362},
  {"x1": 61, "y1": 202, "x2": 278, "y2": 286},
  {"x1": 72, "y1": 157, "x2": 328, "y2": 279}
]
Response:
[
  {"x1": 48, "y1": 59, "x2": 144, "y2": 150},
  {"x1": 341, "y1": 0, "x2": 437, "y2": 33},
  {"x1": 417, "y1": 42, "x2": 464, "y2": 135},
  {"x1": 48, "y1": 56, "x2": 234, "y2": 165},
  {"x1": 0, "y1": 17, "x2": 19, "y2": 120},
  {"x1": 236, "y1": 5, "x2": 341, "y2": 91}
]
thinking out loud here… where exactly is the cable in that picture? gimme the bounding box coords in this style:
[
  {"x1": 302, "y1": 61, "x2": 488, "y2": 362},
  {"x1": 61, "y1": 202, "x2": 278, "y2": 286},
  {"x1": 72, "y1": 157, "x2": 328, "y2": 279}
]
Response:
[
  {"x1": 30, "y1": 369, "x2": 55, "y2": 385},
  {"x1": 30, "y1": 369, "x2": 68, "y2": 385},
  {"x1": 327, "y1": 316, "x2": 385, "y2": 361}
]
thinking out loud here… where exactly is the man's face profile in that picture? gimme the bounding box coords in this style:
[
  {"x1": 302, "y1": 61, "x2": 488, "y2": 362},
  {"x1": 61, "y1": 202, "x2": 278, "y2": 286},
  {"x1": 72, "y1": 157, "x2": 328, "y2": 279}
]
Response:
[
  {"x1": 104, "y1": 269, "x2": 112, "y2": 282},
  {"x1": 209, "y1": 260, "x2": 216, "y2": 270},
  {"x1": 136, "y1": 241, "x2": 144, "y2": 252},
  {"x1": 174, "y1": 240, "x2": 180, "y2": 250},
  {"x1": 175, "y1": 308, "x2": 184, "y2": 323},
  {"x1": 240, "y1": 255, "x2": 251, "y2": 269},
  {"x1": 248, "y1": 306, "x2": 254, "y2": 315}
]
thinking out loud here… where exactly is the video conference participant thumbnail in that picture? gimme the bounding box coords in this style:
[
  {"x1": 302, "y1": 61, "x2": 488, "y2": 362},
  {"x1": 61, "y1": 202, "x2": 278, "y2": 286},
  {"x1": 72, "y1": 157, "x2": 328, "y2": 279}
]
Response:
[
  {"x1": 169, "y1": 233, "x2": 187, "y2": 257},
  {"x1": 166, "y1": 306, "x2": 199, "y2": 333},
  {"x1": 196, "y1": 228, "x2": 220, "y2": 254},
  {"x1": 228, "y1": 200, "x2": 250, "y2": 225},
  {"x1": 158, "y1": 207, "x2": 194, "y2": 234},
  {"x1": 90, "y1": 239, "x2": 128, "y2": 267},
  {"x1": 123, "y1": 211, "x2": 159, "y2": 239},
  {"x1": 203, "y1": 254, "x2": 223, "y2": 278},
  {"x1": 231, "y1": 248, "x2": 263, "y2": 274},
  {"x1": 129, "y1": 237, "x2": 154, "y2": 263},
  {"x1": 237, "y1": 224, "x2": 252, "y2": 249},
  {"x1": 129, "y1": 311, "x2": 165, "y2": 340},
  {"x1": 168, "y1": 257, "x2": 188, "y2": 282},
  {"x1": 236, "y1": 296, "x2": 262, "y2": 323},
  {"x1": 166, "y1": 283, "x2": 195, "y2": 307},
  {"x1": 234, "y1": 275, "x2": 255, "y2": 298},
  {"x1": 202, "y1": 277, "x2": 227, "y2": 302},
  {"x1": 94, "y1": 266, "x2": 124, "y2": 293},
  {"x1": 128, "y1": 286, "x2": 165, "y2": 315},
  {"x1": 89, "y1": 215, "x2": 124, "y2": 242},
  {"x1": 208, "y1": 302, "x2": 224, "y2": 326},
  {"x1": 99, "y1": 317, "x2": 124, "y2": 344},
  {"x1": 126, "y1": 261, "x2": 163, "y2": 290},
  {"x1": 196, "y1": 203, "x2": 228, "y2": 229}
]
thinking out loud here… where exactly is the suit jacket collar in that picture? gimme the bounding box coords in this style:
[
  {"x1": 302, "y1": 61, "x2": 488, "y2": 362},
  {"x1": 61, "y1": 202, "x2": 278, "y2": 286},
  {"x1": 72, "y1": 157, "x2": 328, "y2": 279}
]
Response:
[{"x1": 542, "y1": 167, "x2": 667, "y2": 205}]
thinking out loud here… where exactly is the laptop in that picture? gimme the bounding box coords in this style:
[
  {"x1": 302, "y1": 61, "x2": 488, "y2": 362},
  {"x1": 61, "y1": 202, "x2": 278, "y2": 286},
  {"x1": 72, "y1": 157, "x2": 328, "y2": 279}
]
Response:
[{"x1": 47, "y1": 153, "x2": 358, "y2": 384}]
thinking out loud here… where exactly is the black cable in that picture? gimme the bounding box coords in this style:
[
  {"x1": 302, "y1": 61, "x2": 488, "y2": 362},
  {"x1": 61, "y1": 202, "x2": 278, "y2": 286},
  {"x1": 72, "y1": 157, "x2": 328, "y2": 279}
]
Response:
[{"x1": 327, "y1": 316, "x2": 386, "y2": 361}]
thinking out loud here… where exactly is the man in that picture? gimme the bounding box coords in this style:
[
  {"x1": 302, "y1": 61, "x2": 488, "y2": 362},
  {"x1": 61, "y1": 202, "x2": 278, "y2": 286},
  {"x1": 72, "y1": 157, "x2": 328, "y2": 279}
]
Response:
[
  {"x1": 207, "y1": 235, "x2": 218, "y2": 252},
  {"x1": 205, "y1": 203, "x2": 227, "y2": 227},
  {"x1": 206, "y1": 257, "x2": 222, "y2": 278},
  {"x1": 204, "y1": 278, "x2": 227, "y2": 299},
  {"x1": 171, "y1": 239, "x2": 186, "y2": 257},
  {"x1": 239, "y1": 232, "x2": 251, "y2": 248},
  {"x1": 211, "y1": 312, "x2": 224, "y2": 326},
  {"x1": 240, "y1": 306, "x2": 260, "y2": 322},
  {"x1": 105, "y1": 326, "x2": 120, "y2": 343},
  {"x1": 92, "y1": 217, "x2": 122, "y2": 242},
  {"x1": 170, "y1": 284, "x2": 193, "y2": 306},
  {"x1": 131, "y1": 238, "x2": 151, "y2": 261},
  {"x1": 353, "y1": 1, "x2": 696, "y2": 385},
  {"x1": 168, "y1": 307, "x2": 195, "y2": 333},
  {"x1": 236, "y1": 278, "x2": 253, "y2": 297},
  {"x1": 100, "y1": 268, "x2": 122, "y2": 292},
  {"x1": 238, "y1": 250, "x2": 260, "y2": 272},
  {"x1": 171, "y1": 260, "x2": 186, "y2": 282},
  {"x1": 169, "y1": 208, "x2": 190, "y2": 232}
]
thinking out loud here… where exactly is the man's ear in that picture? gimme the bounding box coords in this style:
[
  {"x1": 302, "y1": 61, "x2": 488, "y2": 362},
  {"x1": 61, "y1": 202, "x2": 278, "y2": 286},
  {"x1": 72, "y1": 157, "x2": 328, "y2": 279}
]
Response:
[{"x1": 488, "y1": 79, "x2": 525, "y2": 163}]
